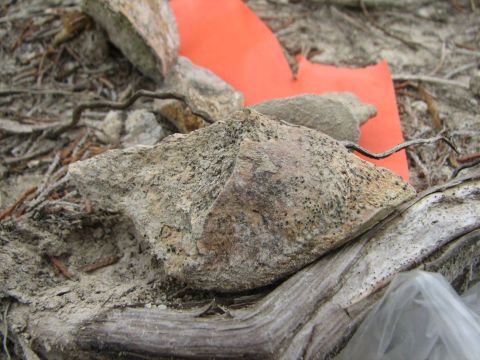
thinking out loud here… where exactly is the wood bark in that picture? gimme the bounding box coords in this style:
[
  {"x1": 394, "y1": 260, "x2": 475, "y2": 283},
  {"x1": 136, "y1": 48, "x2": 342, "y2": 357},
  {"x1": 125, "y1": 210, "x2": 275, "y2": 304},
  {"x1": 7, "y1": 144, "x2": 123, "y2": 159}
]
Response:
[{"x1": 37, "y1": 170, "x2": 479, "y2": 359}]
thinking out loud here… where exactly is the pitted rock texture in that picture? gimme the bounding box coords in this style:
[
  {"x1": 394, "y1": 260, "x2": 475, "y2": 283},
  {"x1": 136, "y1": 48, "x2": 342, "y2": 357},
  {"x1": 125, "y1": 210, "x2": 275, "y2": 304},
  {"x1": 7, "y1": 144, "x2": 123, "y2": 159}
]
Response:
[
  {"x1": 82, "y1": 0, "x2": 179, "y2": 83},
  {"x1": 250, "y1": 93, "x2": 377, "y2": 142},
  {"x1": 155, "y1": 56, "x2": 244, "y2": 133},
  {"x1": 69, "y1": 109, "x2": 415, "y2": 292}
]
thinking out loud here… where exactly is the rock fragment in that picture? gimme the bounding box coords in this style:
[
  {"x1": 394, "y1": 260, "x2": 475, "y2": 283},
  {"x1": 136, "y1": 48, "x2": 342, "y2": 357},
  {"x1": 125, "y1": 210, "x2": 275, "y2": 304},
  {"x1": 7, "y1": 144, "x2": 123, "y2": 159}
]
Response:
[
  {"x1": 155, "y1": 57, "x2": 244, "y2": 133},
  {"x1": 251, "y1": 93, "x2": 376, "y2": 142},
  {"x1": 82, "y1": 0, "x2": 179, "y2": 83},
  {"x1": 122, "y1": 110, "x2": 168, "y2": 147},
  {"x1": 321, "y1": 92, "x2": 377, "y2": 126},
  {"x1": 69, "y1": 109, "x2": 415, "y2": 292},
  {"x1": 91, "y1": 111, "x2": 123, "y2": 144}
]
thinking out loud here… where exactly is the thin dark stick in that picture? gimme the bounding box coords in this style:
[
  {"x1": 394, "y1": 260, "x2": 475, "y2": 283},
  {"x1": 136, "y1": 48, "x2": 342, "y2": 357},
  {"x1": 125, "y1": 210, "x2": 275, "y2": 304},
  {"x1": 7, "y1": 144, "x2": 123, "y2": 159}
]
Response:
[
  {"x1": 0, "y1": 88, "x2": 74, "y2": 97},
  {"x1": 0, "y1": 186, "x2": 37, "y2": 221},
  {"x1": 3, "y1": 142, "x2": 56, "y2": 164},
  {"x1": 343, "y1": 135, "x2": 458, "y2": 160},
  {"x1": 81, "y1": 256, "x2": 121, "y2": 273},
  {"x1": 51, "y1": 90, "x2": 215, "y2": 136},
  {"x1": 457, "y1": 152, "x2": 480, "y2": 164},
  {"x1": 452, "y1": 159, "x2": 480, "y2": 178}
]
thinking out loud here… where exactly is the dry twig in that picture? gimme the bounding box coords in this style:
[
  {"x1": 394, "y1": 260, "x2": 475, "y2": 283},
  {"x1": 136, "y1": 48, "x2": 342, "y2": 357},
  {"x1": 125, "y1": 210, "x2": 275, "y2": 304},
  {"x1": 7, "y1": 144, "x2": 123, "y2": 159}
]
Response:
[
  {"x1": 3, "y1": 142, "x2": 56, "y2": 165},
  {"x1": 343, "y1": 135, "x2": 458, "y2": 160},
  {"x1": 452, "y1": 159, "x2": 480, "y2": 178},
  {"x1": 81, "y1": 256, "x2": 121, "y2": 273},
  {"x1": 393, "y1": 75, "x2": 468, "y2": 88},
  {"x1": 408, "y1": 151, "x2": 431, "y2": 186},
  {"x1": 48, "y1": 255, "x2": 73, "y2": 279},
  {"x1": 2, "y1": 302, "x2": 11, "y2": 360},
  {"x1": 417, "y1": 84, "x2": 442, "y2": 130},
  {"x1": 457, "y1": 152, "x2": 480, "y2": 163},
  {"x1": 444, "y1": 61, "x2": 479, "y2": 79},
  {"x1": 50, "y1": 90, "x2": 215, "y2": 136},
  {"x1": 0, "y1": 186, "x2": 37, "y2": 221},
  {"x1": 0, "y1": 88, "x2": 74, "y2": 97},
  {"x1": 430, "y1": 42, "x2": 447, "y2": 75},
  {"x1": 25, "y1": 176, "x2": 68, "y2": 212},
  {"x1": 10, "y1": 18, "x2": 34, "y2": 52}
]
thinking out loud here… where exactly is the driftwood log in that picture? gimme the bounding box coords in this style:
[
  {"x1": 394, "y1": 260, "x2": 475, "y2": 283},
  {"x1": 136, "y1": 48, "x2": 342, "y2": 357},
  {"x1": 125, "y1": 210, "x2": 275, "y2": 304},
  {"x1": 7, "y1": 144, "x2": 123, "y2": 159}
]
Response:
[{"x1": 11, "y1": 169, "x2": 477, "y2": 359}]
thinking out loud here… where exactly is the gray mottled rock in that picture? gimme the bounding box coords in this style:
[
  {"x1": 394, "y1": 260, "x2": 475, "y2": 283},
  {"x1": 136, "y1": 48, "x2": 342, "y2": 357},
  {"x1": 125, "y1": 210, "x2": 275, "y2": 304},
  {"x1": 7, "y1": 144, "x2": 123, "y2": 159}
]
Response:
[
  {"x1": 122, "y1": 110, "x2": 168, "y2": 147},
  {"x1": 155, "y1": 56, "x2": 244, "y2": 133},
  {"x1": 91, "y1": 111, "x2": 123, "y2": 144},
  {"x1": 321, "y1": 92, "x2": 377, "y2": 126},
  {"x1": 69, "y1": 109, "x2": 415, "y2": 292},
  {"x1": 82, "y1": 0, "x2": 179, "y2": 83},
  {"x1": 251, "y1": 93, "x2": 376, "y2": 142}
]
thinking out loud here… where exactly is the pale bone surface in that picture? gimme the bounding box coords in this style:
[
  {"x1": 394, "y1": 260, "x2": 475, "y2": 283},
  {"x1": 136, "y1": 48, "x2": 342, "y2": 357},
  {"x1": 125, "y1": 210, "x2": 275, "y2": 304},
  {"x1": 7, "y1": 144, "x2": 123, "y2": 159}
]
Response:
[
  {"x1": 69, "y1": 109, "x2": 415, "y2": 291},
  {"x1": 81, "y1": 0, "x2": 179, "y2": 83},
  {"x1": 154, "y1": 56, "x2": 245, "y2": 133},
  {"x1": 250, "y1": 93, "x2": 377, "y2": 142}
]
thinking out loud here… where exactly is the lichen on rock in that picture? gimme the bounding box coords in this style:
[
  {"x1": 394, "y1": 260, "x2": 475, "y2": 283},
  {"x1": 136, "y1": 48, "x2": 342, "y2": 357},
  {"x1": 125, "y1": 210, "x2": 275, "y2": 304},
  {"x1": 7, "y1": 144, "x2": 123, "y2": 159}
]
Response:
[{"x1": 69, "y1": 109, "x2": 415, "y2": 292}]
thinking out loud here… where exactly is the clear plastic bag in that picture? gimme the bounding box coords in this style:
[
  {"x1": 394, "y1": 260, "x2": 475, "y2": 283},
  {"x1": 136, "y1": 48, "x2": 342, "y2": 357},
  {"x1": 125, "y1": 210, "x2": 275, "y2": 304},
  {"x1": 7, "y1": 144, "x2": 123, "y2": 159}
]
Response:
[{"x1": 341, "y1": 271, "x2": 480, "y2": 360}]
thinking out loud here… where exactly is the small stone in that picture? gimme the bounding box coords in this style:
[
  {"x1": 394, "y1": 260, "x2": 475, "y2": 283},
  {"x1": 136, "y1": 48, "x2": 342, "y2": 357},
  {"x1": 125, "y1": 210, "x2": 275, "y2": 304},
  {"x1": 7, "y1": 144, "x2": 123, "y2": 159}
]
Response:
[
  {"x1": 412, "y1": 100, "x2": 428, "y2": 113},
  {"x1": 70, "y1": 109, "x2": 415, "y2": 292},
  {"x1": 92, "y1": 227, "x2": 104, "y2": 240},
  {"x1": 157, "y1": 304, "x2": 167, "y2": 310},
  {"x1": 155, "y1": 56, "x2": 244, "y2": 133},
  {"x1": 470, "y1": 71, "x2": 480, "y2": 97},
  {"x1": 82, "y1": 0, "x2": 179, "y2": 83},
  {"x1": 92, "y1": 111, "x2": 123, "y2": 144},
  {"x1": 250, "y1": 93, "x2": 376, "y2": 142},
  {"x1": 122, "y1": 110, "x2": 168, "y2": 147}
]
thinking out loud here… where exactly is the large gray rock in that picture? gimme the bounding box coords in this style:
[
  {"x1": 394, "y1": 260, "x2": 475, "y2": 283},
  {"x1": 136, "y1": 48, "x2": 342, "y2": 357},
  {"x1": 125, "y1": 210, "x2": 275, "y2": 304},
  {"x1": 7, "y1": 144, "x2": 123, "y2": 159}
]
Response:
[
  {"x1": 69, "y1": 109, "x2": 415, "y2": 292},
  {"x1": 250, "y1": 93, "x2": 376, "y2": 142},
  {"x1": 155, "y1": 56, "x2": 244, "y2": 133}
]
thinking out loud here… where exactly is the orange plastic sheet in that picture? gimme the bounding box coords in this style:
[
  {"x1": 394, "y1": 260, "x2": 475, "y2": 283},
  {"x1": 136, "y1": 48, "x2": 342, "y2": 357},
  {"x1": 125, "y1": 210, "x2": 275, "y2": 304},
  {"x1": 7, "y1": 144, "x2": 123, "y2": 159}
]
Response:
[{"x1": 170, "y1": 0, "x2": 409, "y2": 181}]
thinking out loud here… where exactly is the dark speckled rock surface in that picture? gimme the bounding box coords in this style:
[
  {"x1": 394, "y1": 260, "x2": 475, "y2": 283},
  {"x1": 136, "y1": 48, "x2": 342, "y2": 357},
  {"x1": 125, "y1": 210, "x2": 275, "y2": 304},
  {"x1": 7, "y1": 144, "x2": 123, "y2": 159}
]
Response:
[{"x1": 69, "y1": 109, "x2": 415, "y2": 291}]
